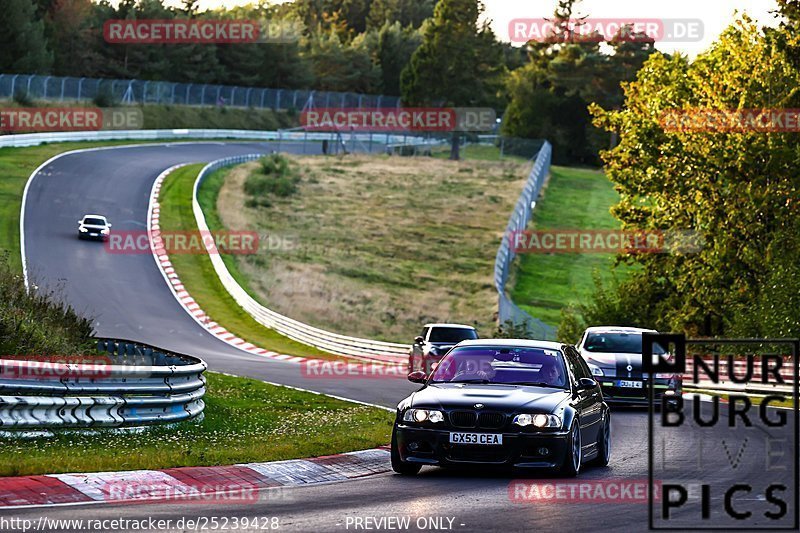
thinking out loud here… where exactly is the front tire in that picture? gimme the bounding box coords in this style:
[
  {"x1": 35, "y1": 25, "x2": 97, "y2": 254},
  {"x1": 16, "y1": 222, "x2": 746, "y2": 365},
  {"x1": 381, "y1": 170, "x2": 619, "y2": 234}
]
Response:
[
  {"x1": 589, "y1": 412, "x2": 611, "y2": 467},
  {"x1": 391, "y1": 426, "x2": 421, "y2": 475},
  {"x1": 561, "y1": 421, "x2": 582, "y2": 477}
]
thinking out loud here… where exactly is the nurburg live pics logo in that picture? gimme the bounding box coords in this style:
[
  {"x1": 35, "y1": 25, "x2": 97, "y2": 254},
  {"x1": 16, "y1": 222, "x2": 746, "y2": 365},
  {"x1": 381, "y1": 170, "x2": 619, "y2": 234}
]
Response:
[{"x1": 645, "y1": 333, "x2": 800, "y2": 530}]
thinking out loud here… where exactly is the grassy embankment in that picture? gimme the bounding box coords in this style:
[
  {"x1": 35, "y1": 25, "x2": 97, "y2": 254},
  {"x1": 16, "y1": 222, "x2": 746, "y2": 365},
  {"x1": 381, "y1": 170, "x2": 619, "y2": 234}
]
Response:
[
  {"x1": 509, "y1": 165, "x2": 627, "y2": 330},
  {"x1": 207, "y1": 148, "x2": 531, "y2": 342}
]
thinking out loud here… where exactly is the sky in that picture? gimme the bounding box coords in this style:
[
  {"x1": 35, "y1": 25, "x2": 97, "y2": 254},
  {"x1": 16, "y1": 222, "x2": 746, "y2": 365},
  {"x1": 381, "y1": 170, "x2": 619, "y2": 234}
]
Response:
[{"x1": 156, "y1": 0, "x2": 782, "y2": 57}]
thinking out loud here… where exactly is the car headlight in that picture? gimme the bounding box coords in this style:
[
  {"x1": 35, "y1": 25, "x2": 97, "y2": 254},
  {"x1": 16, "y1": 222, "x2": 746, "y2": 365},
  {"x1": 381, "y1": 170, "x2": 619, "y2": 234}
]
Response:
[
  {"x1": 101, "y1": 228, "x2": 110, "y2": 234},
  {"x1": 513, "y1": 413, "x2": 561, "y2": 428},
  {"x1": 403, "y1": 409, "x2": 444, "y2": 423},
  {"x1": 587, "y1": 363, "x2": 604, "y2": 377},
  {"x1": 79, "y1": 227, "x2": 88, "y2": 232}
]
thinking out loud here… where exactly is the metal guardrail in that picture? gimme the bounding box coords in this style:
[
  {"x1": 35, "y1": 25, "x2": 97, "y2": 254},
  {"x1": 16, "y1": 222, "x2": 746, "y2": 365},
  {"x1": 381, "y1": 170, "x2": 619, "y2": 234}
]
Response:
[
  {"x1": 494, "y1": 142, "x2": 557, "y2": 341},
  {"x1": 0, "y1": 128, "x2": 426, "y2": 149},
  {"x1": 190, "y1": 155, "x2": 410, "y2": 361},
  {"x1": 0, "y1": 340, "x2": 206, "y2": 430},
  {"x1": 0, "y1": 73, "x2": 401, "y2": 111}
]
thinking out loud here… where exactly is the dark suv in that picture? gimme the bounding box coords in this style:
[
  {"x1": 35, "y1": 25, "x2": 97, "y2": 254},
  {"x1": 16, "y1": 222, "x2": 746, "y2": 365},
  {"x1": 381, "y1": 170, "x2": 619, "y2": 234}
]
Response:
[{"x1": 408, "y1": 323, "x2": 478, "y2": 374}]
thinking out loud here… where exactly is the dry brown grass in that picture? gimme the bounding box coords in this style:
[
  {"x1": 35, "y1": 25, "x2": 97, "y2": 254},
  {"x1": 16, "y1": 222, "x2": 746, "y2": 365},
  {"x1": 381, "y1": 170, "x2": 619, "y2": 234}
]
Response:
[{"x1": 216, "y1": 154, "x2": 530, "y2": 342}]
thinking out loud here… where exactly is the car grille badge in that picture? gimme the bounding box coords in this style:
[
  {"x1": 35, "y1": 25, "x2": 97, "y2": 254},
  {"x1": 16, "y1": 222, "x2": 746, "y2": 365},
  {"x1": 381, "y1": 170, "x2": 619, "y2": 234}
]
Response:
[{"x1": 474, "y1": 403, "x2": 484, "y2": 409}]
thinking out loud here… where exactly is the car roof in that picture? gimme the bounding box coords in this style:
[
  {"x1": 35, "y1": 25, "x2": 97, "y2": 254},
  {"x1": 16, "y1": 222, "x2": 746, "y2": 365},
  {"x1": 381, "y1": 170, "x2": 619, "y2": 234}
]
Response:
[
  {"x1": 82, "y1": 214, "x2": 107, "y2": 220},
  {"x1": 583, "y1": 326, "x2": 657, "y2": 334},
  {"x1": 423, "y1": 323, "x2": 476, "y2": 329},
  {"x1": 454, "y1": 338, "x2": 564, "y2": 351}
]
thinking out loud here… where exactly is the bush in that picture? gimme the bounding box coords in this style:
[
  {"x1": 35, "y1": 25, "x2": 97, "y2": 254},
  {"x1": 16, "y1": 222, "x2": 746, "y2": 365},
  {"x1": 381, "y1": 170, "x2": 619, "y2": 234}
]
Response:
[
  {"x1": 0, "y1": 256, "x2": 94, "y2": 355},
  {"x1": 244, "y1": 155, "x2": 300, "y2": 203},
  {"x1": 93, "y1": 84, "x2": 118, "y2": 108},
  {"x1": 13, "y1": 89, "x2": 34, "y2": 107},
  {"x1": 260, "y1": 153, "x2": 290, "y2": 176}
]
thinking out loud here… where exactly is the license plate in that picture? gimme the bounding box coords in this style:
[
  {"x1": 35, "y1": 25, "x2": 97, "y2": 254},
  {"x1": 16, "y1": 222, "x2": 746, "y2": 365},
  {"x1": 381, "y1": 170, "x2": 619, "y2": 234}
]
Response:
[
  {"x1": 449, "y1": 432, "x2": 502, "y2": 445},
  {"x1": 90, "y1": 233, "x2": 98, "y2": 237},
  {"x1": 618, "y1": 380, "x2": 642, "y2": 388}
]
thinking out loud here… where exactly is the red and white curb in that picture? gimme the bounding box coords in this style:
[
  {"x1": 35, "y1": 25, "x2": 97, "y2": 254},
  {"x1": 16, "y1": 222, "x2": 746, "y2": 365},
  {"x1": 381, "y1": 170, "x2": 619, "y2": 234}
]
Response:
[
  {"x1": 0, "y1": 448, "x2": 391, "y2": 508},
  {"x1": 147, "y1": 164, "x2": 307, "y2": 365}
]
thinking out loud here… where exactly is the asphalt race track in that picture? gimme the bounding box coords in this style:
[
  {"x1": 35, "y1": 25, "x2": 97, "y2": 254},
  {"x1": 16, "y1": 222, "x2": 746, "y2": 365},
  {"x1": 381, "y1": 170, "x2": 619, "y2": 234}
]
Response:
[
  {"x1": 21, "y1": 142, "x2": 416, "y2": 407},
  {"x1": 8, "y1": 142, "x2": 798, "y2": 532}
]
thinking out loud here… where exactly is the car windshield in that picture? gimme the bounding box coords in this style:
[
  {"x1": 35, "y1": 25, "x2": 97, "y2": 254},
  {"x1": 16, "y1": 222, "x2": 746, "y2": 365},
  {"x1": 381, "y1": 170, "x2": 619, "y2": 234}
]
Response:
[
  {"x1": 83, "y1": 218, "x2": 106, "y2": 226},
  {"x1": 429, "y1": 346, "x2": 568, "y2": 389},
  {"x1": 584, "y1": 333, "x2": 665, "y2": 354},
  {"x1": 428, "y1": 328, "x2": 478, "y2": 343}
]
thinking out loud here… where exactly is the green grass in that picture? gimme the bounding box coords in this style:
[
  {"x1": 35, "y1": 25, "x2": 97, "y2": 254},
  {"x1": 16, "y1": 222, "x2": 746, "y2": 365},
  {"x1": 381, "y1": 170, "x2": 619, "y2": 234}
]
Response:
[
  {"x1": 0, "y1": 372, "x2": 392, "y2": 476},
  {"x1": 430, "y1": 142, "x2": 532, "y2": 162},
  {"x1": 510, "y1": 165, "x2": 628, "y2": 327},
  {"x1": 158, "y1": 165, "x2": 332, "y2": 359}
]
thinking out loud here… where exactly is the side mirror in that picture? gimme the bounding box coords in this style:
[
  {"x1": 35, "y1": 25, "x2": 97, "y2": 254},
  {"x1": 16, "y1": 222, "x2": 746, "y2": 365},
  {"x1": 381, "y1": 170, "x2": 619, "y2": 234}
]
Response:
[
  {"x1": 414, "y1": 336, "x2": 424, "y2": 345},
  {"x1": 407, "y1": 371, "x2": 427, "y2": 384},
  {"x1": 77, "y1": 220, "x2": 83, "y2": 224},
  {"x1": 107, "y1": 223, "x2": 112, "y2": 227},
  {"x1": 578, "y1": 377, "x2": 597, "y2": 390}
]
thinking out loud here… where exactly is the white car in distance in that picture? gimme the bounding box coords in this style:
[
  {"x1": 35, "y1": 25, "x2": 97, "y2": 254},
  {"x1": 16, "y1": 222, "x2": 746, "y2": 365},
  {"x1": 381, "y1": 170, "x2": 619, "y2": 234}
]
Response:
[{"x1": 77, "y1": 214, "x2": 111, "y2": 241}]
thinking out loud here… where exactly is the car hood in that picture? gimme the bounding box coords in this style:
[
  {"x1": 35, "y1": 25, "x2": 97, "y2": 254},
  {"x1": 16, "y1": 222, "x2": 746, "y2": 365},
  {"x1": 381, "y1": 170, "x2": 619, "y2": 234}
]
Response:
[
  {"x1": 583, "y1": 351, "x2": 646, "y2": 377},
  {"x1": 428, "y1": 343, "x2": 456, "y2": 351},
  {"x1": 410, "y1": 383, "x2": 570, "y2": 412},
  {"x1": 80, "y1": 224, "x2": 107, "y2": 230}
]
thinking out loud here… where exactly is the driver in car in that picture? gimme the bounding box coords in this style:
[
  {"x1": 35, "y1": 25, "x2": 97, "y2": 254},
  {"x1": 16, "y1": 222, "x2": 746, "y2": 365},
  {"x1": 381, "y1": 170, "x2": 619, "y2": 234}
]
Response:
[
  {"x1": 452, "y1": 355, "x2": 496, "y2": 381},
  {"x1": 540, "y1": 358, "x2": 565, "y2": 387}
]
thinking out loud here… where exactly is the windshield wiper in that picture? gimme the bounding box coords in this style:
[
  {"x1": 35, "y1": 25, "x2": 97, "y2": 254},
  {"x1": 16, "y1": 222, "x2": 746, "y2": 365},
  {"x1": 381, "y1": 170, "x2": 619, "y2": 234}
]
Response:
[{"x1": 452, "y1": 379, "x2": 491, "y2": 384}]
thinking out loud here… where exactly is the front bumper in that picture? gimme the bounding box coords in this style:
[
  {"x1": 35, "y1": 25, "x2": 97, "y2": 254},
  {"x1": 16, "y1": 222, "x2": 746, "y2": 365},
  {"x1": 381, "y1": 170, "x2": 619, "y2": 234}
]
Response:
[
  {"x1": 395, "y1": 424, "x2": 570, "y2": 469},
  {"x1": 597, "y1": 377, "x2": 682, "y2": 405},
  {"x1": 78, "y1": 232, "x2": 108, "y2": 241}
]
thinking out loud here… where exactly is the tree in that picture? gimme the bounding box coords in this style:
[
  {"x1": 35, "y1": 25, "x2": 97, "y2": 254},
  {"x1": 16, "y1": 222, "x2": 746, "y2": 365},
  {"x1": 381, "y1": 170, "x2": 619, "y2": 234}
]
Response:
[
  {"x1": 502, "y1": 2, "x2": 655, "y2": 164},
  {"x1": 0, "y1": 0, "x2": 53, "y2": 74},
  {"x1": 45, "y1": 0, "x2": 103, "y2": 77},
  {"x1": 400, "y1": 0, "x2": 504, "y2": 159},
  {"x1": 370, "y1": 22, "x2": 421, "y2": 95},
  {"x1": 306, "y1": 30, "x2": 381, "y2": 92},
  {"x1": 367, "y1": 0, "x2": 436, "y2": 30},
  {"x1": 586, "y1": 17, "x2": 800, "y2": 336}
]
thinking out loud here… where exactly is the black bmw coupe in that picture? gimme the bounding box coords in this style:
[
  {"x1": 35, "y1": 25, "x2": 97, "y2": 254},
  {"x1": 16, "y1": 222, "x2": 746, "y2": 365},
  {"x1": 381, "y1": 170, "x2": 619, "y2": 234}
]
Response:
[{"x1": 391, "y1": 339, "x2": 611, "y2": 476}]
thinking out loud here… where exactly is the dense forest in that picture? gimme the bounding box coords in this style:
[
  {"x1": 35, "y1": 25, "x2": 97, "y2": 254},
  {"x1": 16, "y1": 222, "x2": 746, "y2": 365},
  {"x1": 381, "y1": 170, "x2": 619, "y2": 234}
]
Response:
[{"x1": 1, "y1": 0, "x2": 656, "y2": 165}]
